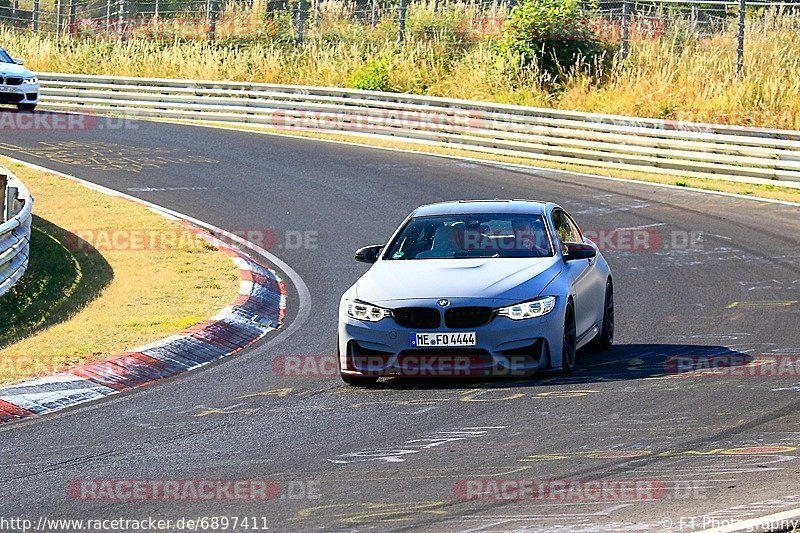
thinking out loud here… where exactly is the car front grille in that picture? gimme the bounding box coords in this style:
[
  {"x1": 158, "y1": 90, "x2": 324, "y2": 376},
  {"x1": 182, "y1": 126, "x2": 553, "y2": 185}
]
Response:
[
  {"x1": 444, "y1": 307, "x2": 495, "y2": 328},
  {"x1": 3, "y1": 77, "x2": 23, "y2": 86},
  {"x1": 392, "y1": 307, "x2": 440, "y2": 329},
  {"x1": 398, "y1": 348, "x2": 491, "y2": 359},
  {"x1": 0, "y1": 93, "x2": 24, "y2": 103}
]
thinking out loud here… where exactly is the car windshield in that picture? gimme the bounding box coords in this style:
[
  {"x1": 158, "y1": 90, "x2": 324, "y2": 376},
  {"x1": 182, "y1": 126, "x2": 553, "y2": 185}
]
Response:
[
  {"x1": 0, "y1": 47, "x2": 13, "y2": 64},
  {"x1": 384, "y1": 213, "x2": 553, "y2": 260}
]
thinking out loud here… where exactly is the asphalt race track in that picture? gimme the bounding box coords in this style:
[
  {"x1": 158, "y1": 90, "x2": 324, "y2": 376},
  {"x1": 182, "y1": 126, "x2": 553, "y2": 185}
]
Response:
[{"x1": 1, "y1": 114, "x2": 800, "y2": 532}]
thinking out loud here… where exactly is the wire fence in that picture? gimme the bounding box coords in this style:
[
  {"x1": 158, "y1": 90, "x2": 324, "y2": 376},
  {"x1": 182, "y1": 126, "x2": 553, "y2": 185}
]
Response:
[{"x1": 1, "y1": 0, "x2": 799, "y2": 71}]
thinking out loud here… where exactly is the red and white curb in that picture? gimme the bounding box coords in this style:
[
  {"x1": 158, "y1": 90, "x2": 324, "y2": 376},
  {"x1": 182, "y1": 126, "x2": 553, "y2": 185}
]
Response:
[{"x1": 0, "y1": 225, "x2": 286, "y2": 424}]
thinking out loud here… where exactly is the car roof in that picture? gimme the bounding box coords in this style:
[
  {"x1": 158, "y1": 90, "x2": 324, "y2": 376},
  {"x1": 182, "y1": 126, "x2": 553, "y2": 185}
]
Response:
[{"x1": 411, "y1": 199, "x2": 553, "y2": 217}]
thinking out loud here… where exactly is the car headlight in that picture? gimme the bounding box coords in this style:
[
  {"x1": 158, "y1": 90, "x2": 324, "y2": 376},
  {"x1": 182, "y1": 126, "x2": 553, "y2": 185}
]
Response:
[
  {"x1": 22, "y1": 77, "x2": 37, "y2": 84},
  {"x1": 346, "y1": 299, "x2": 391, "y2": 322},
  {"x1": 497, "y1": 296, "x2": 556, "y2": 320}
]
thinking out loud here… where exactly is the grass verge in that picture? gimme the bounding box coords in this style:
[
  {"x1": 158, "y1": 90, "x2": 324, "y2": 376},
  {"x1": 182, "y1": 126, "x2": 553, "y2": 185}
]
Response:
[
  {"x1": 3, "y1": 5, "x2": 800, "y2": 129},
  {"x1": 0, "y1": 158, "x2": 239, "y2": 386}
]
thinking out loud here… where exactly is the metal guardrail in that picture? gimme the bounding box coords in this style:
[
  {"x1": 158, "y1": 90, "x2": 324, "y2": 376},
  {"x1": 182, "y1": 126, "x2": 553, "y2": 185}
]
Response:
[
  {"x1": 37, "y1": 72, "x2": 800, "y2": 189},
  {"x1": 0, "y1": 169, "x2": 33, "y2": 298}
]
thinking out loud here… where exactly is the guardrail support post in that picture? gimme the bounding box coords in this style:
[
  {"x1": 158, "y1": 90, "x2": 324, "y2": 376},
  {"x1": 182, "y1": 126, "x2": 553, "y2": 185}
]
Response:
[
  {"x1": 0, "y1": 175, "x2": 7, "y2": 224},
  {"x1": 5, "y1": 187, "x2": 19, "y2": 221},
  {"x1": 620, "y1": 0, "x2": 631, "y2": 60},
  {"x1": 398, "y1": 0, "x2": 408, "y2": 43},
  {"x1": 737, "y1": 0, "x2": 746, "y2": 77}
]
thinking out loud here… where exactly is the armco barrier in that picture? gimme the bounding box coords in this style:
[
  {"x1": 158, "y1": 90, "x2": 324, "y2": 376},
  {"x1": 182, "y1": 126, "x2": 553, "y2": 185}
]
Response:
[
  {"x1": 37, "y1": 73, "x2": 800, "y2": 189},
  {"x1": 0, "y1": 169, "x2": 33, "y2": 298}
]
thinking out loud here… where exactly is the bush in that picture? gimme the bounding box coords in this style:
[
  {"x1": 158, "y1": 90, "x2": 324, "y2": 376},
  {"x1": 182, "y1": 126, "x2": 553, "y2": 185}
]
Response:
[
  {"x1": 349, "y1": 58, "x2": 391, "y2": 91},
  {"x1": 499, "y1": 0, "x2": 607, "y2": 79}
]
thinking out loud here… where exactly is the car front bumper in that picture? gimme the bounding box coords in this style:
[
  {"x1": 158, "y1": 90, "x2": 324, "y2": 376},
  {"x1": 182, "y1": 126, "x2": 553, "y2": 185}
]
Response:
[
  {"x1": 338, "y1": 298, "x2": 566, "y2": 378},
  {"x1": 0, "y1": 82, "x2": 39, "y2": 105}
]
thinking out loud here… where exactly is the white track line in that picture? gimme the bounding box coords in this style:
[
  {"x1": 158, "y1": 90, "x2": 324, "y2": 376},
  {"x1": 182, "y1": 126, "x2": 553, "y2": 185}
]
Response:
[
  {"x1": 2, "y1": 155, "x2": 310, "y2": 330},
  {"x1": 155, "y1": 118, "x2": 800, "y2": 209},
  {"x1": 0, "y1": 156, "x2": 312, "y2": 428}
]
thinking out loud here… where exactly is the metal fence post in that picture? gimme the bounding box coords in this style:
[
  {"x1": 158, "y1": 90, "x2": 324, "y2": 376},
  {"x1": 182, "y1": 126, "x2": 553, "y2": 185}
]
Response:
[
  {"x1": 117, "y1": 0, "x2": 126, "y2": 42},
  {"x1": 11, "y1": 0, "x2": 18, "y2": 26},
  {"x1": 208, "y1": 0, "x2": 218, "y2": 43},
  {"x1": 106, "y1": 0, "x2": 112, "y2": 35},
  {"x1": 370, "y1": 0, "x2": 377, "y2": 27},
  {"x1": 32, "y1": 0, "x2": 39, "y2": 31},
  {"x1": 737, "y1": 0, "x2": 746, "y2": 76},
  {"x1": 296, "y1": 0, "x2": 307, "y2": 44},
  {"x1": 56, "y1": 0, "x2": 63, "y2": 33},
  {"x1": 398, "y1": 0, "x2": 408, "y2": 42},
  {"x1": 620, "y1": 0, "x2": 631, "y2": 60},
  {"x1": 69, "y1": 0, "x2": 77, "y2": 36},
  {"x1": 154, "y1": 0, "x2": 159, "y2": 18}
]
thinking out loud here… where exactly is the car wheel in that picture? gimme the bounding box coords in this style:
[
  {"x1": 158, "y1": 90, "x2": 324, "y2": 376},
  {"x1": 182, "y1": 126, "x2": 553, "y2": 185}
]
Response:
[
  {"x1": 590, "y1": 279, "x2": 615, "y2": 351},
  {"x1": 16, "y1": 103, "x2": 36, "y2": 111},
  {"x1": 337, "y1": 336, "x2": 378, "y2": 386},
  {"x1": 561, "y1": 301, "x2": 577, "y2": 374}
]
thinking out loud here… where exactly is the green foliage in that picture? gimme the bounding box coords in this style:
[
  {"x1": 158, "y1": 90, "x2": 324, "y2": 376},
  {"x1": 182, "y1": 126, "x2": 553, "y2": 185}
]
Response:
[
  {"x1": 499, "y1": 0, "x2": 607, "y2": 79},
  {"x1": 0, "y1": 213, "x2": 118, "y2": 351},
  {"x1": 349, "y1": 58, "x2": 391, "y2": 91}
]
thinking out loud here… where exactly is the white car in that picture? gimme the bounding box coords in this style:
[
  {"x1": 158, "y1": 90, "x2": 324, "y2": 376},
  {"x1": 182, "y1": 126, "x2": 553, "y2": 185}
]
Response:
[
  {"x1": 0, "y1": 46, "x2": 38, "y2": 111},
  {"x1": 338, "y1": 200, "x2": 614, "y2": 385}
]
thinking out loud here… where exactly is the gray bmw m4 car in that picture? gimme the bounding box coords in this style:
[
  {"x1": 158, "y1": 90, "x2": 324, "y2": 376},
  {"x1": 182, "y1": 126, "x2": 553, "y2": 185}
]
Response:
[{"x1": 337, "y1": 199, "x2": 614, "y2": 385}]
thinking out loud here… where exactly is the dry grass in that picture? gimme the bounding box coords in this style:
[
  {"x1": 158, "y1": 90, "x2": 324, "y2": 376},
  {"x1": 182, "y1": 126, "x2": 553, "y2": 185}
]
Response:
[
  {"x1": 0, "y1": 158, "x2": 239, "y2": 385},
  {"x1": 3, "y1": 6, "x2": 800, "y2": 128}
]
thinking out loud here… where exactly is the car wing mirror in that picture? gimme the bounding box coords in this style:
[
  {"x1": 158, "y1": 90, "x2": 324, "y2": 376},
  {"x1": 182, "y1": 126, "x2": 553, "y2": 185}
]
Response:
[
  {"x1": 12, "y1": 58, "x2": 24, "y2": 65},
  {"x1": 563, "y1": 242, "x2": 597, "y2": 261},
  {"x1": 355, "y1": 245, "x2": 383, "y2": 264}
]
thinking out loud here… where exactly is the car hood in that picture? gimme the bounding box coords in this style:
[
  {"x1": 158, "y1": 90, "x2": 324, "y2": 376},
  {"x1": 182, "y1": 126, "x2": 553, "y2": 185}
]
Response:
[
  {"x1": 0, "y1": 63, "x2": 33, "y2": 77},
  {"x1": 355, "y1": 257, "x2": 563, "y2": 304}
]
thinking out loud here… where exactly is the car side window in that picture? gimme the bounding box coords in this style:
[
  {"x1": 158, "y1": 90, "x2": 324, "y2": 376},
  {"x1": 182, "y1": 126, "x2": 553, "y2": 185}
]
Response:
[{"x1": 552, "y1": 210, "x2": 581, "y2": 243}]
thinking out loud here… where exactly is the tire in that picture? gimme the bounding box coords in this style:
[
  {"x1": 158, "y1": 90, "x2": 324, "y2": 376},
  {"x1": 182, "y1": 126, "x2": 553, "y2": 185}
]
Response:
[
  {"x1": 16, "y1": 103, "x2": 36, "y2": 111},
  {"x1": 561, "y1": 301, "x2": 577, "y2": 374},
  {"x1": 589, "y1": 279, "x2": 614, "y2": 352},
  {"x1": 337, "y1": 336, "x2": 378, "y2": 386}
]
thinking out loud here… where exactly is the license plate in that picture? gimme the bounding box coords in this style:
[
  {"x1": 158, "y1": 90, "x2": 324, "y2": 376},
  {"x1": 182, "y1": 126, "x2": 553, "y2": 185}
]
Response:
[
  {"x1": 0, "y1": 86, "x2": 16, "y2": 93},
  {"x1": 411, "y1": 332, "x2": 476, "y2": 347}
]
